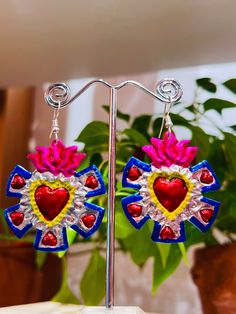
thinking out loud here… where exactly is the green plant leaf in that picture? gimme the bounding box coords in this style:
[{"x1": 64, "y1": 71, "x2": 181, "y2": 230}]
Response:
[
  {"x1": 223, "y1": 79, "x2": 236, "y2": 94},
  {"x1": 80, "y1": 250, "x2": 106, "y2": 305},
  {"x1": 231, "y1": 125, "x2": 236, "y2": 131},
  {"x1": 213, "y1": 189, "x2": 235, "y2": 226},
  {"x1": 203, "y1": 98, "x2": 236, "y2": 113},
  {"x1": 184, "y1": 222, "x2": 217, "y2": 248},
  {"x1": 52, "y1": 258, "x2": 80, "y2": 304},
  {"x1": 190, "y1": 126, "x2": 210, "y2": 162},
  {"x1": 146, "y1": 222, "x2": 171, "y2": 268},
  {"x1": 229, "y1": 200, "x2": 236, "y2": 219},
  {"x1": 196, "y1": 78, "x2": 217, "y2": 93},
  {"x1": 122, "y1": 222, "x2": 156, "y2": 266},
  {"x1": 152, "y1": 244, "x2": 182, "y2": 294},
  {"x1": 152, "y1": 117, "x2": 163, "y2": 137},
  {"x1": 58, "y1": 228, "x2": 77, "y2": 258},
  {"x1": 75, "y1": 121, "x2": 109, "y2": 152},
  {"x1": 116, "y1": 144, "x2": 136, "y2": 166},
  {"x1": 156, "y1": 243, "x2": 171, "y2": 268},
  {"x1": 90, "y1": 153, "x2": 103, "y2": 167},
  {"x1": 178, "y1": 243, "x2": 189, "y2": 266},
  {"x1": 115, "y1": 212, "x2": 136, "y2": 239},
  {"x1": 52, "y1": 284, "x2": 80, "y2": 305},
  {"x1": 170, "y1": 113, "x2": 192, "y2": 127},
  {"x1": 216, "y1": 215, "x2": 236, "y2": 233},
  {"x1": 35, "y1": 251, "x2": 48, "y2": 270},
  {"x1": 76, "y1": 152, "x2": 92, "y2": 172},
  {"x1": 224, "y1": 132, "x2": 236, "y2": 178},
  {"x1": 134, "y1": 225, "x2": 157, "y2": 263},
  {"x1": 123, "y1": 129, "x2": 148, "y2": 146},
  {"x1": 102, "y1": 105, "x2": 130, "y2": 122},
  {"x1": 131, "y1": 115, "x2": 152, "y2": 138},
  {"x1": 206, "y1": 138, "x2": 227, "y2": 183}
]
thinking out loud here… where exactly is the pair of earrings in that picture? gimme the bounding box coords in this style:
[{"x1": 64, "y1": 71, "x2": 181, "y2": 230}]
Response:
[{"x1": 4, "y1": 95, "x2": 220, "y2": 251}]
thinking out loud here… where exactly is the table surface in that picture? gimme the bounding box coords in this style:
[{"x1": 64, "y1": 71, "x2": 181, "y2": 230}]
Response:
[{"x1": 0, "y1": 302, "x2": 158, "y2": 314}]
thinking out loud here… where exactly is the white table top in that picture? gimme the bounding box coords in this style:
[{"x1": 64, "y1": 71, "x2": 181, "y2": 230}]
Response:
[{"x1": 0, "y1": 302, "x2": 158, "y2": 314}]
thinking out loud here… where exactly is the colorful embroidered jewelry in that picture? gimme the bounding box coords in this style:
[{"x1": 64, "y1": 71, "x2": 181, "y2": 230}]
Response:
[
  {"x1": 122, "y1": 132, "x2": 220, "y2": 243},
  {"x1": 5, "y1": 140, "x2": 106, "y2": 251}
]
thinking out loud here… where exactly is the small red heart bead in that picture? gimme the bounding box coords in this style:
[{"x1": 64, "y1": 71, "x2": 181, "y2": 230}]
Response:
[
  {"x1": 200, "y1": 170, "x2": 214, "y2": 184},
  {"x1": 160, "y1": 226, "x2": 175, "y2": 240},
  {"x1": 10, "y1": 212, "x2": 24, "y2": 226},
  {"x1": 11, "y1": 175, "x2": 26, "y2": 189},
  {"x1": 42, "y1": 231, "x2": 57, "y2": 246},
  {"x1": 127, "y1": 167, "x2": 141, "y2": 181},
  {"x1": 200, "y1": 209, "x2": 214, "y2": 223},
  {"x1": 127, "y1": 204, "x2": 142, "y2": 217},
  {"x1": 85, "y1": 175, "x2": 99, "y2": 189},
  {"x1": 81, "y1": 214, "x2": 96, "y2": 228}
]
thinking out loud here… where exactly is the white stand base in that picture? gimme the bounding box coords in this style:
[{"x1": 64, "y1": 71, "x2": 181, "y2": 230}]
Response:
[{"x1": 80, "y1": 306, "x2": 146, "y2": 314}]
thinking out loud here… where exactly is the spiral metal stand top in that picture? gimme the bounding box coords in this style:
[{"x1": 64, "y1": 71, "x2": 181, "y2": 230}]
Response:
[{"x1": 45, "y1": 78, "x2": 183, "y2": 309}]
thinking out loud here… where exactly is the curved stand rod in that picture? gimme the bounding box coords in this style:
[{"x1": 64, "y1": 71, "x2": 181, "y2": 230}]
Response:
[
  {"x1": 45, "y1": 78, "x2": 182, "y2": 108},
  {"x1": 45, "y1": 78, "x2": 183, "y2": 309}
]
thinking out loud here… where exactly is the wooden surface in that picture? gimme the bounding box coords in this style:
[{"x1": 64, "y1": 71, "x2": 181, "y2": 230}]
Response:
[
  {"x1": 0, "y1": 87, "x2": 34, "y2": 208},
  {"x1": 0, "y1": 246, "x2": 62, "y2": 306},
  {"x1": 0, "y1": 302, "x2": 158, "y2": 314},
  {"x1": 191, "y1": 244, "x2": 236, "y2": 314}
]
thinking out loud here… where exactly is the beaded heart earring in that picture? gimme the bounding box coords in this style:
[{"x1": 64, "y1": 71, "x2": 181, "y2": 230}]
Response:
[
  {"x1": 4, "y1": 95, "x2": 106, "y2": 251},
  {"x1": 121, "y1": 102, "x2": 220, "y2": 243}
]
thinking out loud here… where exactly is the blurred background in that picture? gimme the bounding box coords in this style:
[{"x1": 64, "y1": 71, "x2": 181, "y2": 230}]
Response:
[{"x1": 0, "y1": 1, "x2": 236, "y2": 314}]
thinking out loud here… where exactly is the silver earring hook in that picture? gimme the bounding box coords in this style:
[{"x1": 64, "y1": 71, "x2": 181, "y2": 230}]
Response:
[
  {"x1": 158, "y1": 96, "x2": 174, "y2": 138},
  {"x1": 50, "y1": 100, "x2": 61, "y2": 140},
  {"x1": 44, "y1": 82, "x2": 70, "y2": 140},
  {"x1": 165, "y1": 101, "x2": 173, "y2": 133}
]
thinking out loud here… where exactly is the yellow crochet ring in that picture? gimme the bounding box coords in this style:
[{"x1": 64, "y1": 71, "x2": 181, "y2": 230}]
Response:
[
  {"x1": 148, "y1": 171, "x2": 194, "y2": 221},
  {"x1": 29, "y1": 179, "x2": 76, "y2": 227}
]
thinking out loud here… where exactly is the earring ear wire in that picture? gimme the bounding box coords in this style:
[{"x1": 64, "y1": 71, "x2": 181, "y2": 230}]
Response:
[
  {"x1": 165, "y1": 103, "x2": 173, "y2": 133},
  {"x1": 158, "y1": 98, "x2": 174, "y2": 137},
  {"x1": 50, "y1": 100, "x2": 61, "y2": 140}
]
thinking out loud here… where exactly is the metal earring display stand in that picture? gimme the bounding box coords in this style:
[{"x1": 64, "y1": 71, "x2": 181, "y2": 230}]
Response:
[{"x1": 45, "y1": 78, "x2": 183, "y2": 314}]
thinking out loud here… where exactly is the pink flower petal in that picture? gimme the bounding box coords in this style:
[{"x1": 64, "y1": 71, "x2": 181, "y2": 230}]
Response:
[
  {"x1": 60, "y1": 146, "x2": 83, "y2": 170},
  {"x1": 50, "y1": 140, "x2": 65, "y2": 165},
  {"x1": 28, "y1": 140, "x2": 87, "y2": 176},
  {"x1": 165, "y1": 140, "x2": 178, "y2": 162},
  {"x1": 27, "y1": 153, "x2": 47, "y2": 173},
  {"x1": 37, "y1": 147, "x2": 57, "y2": 173},
  {"x1": 150, "y1": 138, "x2": 166, "y2": 161},
  {"x1": 163, "y1": 132, "x2": 178, "y2": 145},
  {"x1": 180, "y1": 147, "x2": 198, "y2": 167},
  {"x1": 142, "y1": 145, "x2": 163, "y2": 165},
  {"x1": 175, "y1": 140, "x2": 190, "y2": 162},
  {"x1": 64, "y1": 153, "x2": 86, "y2": 173},
  {"x1": 142, "y1": 132, "x2": 199, "y2": 168}
]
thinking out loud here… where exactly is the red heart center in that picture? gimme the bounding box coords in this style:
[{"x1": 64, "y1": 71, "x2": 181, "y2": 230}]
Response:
[
  {"x1": 153, "y1": 177, "x2": 188, "y2": 212},
  {"x1": 34, "y1": 185, "x2": 70, "y2": 221}
]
